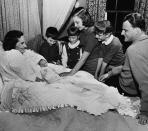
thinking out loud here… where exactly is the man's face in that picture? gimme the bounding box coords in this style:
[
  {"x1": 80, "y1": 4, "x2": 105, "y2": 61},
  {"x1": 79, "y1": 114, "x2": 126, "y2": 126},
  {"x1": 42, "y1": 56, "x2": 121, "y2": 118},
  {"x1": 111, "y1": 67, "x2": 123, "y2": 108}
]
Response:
[{"x1": 121, "y1": 20, "x2": 137, "y2": 42}]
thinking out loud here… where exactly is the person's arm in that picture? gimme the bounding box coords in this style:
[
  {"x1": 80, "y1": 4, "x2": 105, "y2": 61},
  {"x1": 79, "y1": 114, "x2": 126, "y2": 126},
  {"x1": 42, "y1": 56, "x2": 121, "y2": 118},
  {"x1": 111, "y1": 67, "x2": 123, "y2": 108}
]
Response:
[
  {"x1": 99, "y1": 40, "x2": 121, "y2": 81},
  {"x1": 60, "y1": 51, "x2": 90, "y2": 76},
  {"x1": 61, "y1": 44, "x2": 68, "y2": 67},
  {"x1": 70, "y1": 51, "x2": 90, "y2": 75},
  {"x1": 99, "y1": 61, "x2": 107, "y2": 78},
  {"x1": 107, "y1": 65, "x2": 123, "y2": 77},
  {"x1": 127, "y1": 47, "x2": 148, "y2": 124},
  {"x1": 39, "y1": 42, "x2": 49, "y2": 61},
  {"x1": 7, "y1": 51, "x2": 37, "y2": 82},
  {"x1": 26, "y1": 50, "x2": 46, "y2": 65},
  {"x1": 99, "y1": 65, "x2": 123, "y2": 82},
  {"x1": 94, "y1": 58, "x2": 103, "y2": 79}
]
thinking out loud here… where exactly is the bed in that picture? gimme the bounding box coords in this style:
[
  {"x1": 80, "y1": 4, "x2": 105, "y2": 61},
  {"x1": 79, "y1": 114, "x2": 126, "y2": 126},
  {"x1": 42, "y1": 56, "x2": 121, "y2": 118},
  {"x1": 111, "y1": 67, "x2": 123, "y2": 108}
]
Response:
[
  {"x1": 0, "y1": 64, "x2": 148, "y2": 131},
  {"x1": 0, "y1": 108, "x2": 148, "y2": 131}
]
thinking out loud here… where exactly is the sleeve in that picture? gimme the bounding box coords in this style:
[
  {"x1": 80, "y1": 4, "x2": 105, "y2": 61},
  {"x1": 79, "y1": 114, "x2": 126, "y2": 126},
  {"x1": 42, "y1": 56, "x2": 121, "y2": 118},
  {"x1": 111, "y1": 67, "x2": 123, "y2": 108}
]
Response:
[
  {"x1": 27, "y1": 50, "x2": 45, "y2": 64},
  {"x1": 103, "y1": 43, "x2": 120, "y2": 64},
  {"x1": 39, "y1": 42, "x2": 49, "y2": 59},
  {"x1": 119, "y1": 52, "x2": 136, "y2": 91},
  {"x1": 61, "y1": 45, "x2": 68, "y2": 67},
  {"x1": 7, "y1": 51, "x2": 37, "y2": 81},
  {"x1": 83, "y1": 33, "x2": 97, "y2": 53},
  {"x1": 127, "y1": 47, "x2": 148, "y2": 116}
]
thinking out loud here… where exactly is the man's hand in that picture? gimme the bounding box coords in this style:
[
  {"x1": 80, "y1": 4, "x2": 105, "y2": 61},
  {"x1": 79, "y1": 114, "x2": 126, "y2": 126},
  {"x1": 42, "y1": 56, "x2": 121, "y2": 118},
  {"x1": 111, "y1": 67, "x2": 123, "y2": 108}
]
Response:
[{"x1": 136, "y1": 114, "x2": 148, "y2": 125}]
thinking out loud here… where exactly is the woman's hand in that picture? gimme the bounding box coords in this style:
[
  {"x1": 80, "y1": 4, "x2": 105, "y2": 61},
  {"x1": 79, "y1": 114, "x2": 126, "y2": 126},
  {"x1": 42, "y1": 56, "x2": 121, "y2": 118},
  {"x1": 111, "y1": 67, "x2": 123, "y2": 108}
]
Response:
[
  {"x1": 59, "y1": 72, "x2": 73, "y2": 77},
  {"x1": 136, "y1": 114, "x2": 148, "y2": 125}
]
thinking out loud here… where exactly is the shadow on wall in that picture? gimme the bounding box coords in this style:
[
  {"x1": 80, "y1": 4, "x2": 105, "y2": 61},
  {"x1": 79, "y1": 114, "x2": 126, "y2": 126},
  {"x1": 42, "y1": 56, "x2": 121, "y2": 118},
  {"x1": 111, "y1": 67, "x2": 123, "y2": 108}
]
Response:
[{"x1": 27, "y1": 34, "x2": 44, "y2": 53}]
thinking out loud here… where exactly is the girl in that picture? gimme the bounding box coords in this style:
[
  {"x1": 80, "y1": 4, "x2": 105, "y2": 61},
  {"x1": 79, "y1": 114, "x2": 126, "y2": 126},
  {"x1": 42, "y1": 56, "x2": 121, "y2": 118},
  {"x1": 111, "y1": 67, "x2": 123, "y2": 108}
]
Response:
[
  {"x1": 62, "y1": 25, "x2": 82, "y2": 69},
  {"x1": 60, "y1": 8, "x2": 100, "y2": 76}
]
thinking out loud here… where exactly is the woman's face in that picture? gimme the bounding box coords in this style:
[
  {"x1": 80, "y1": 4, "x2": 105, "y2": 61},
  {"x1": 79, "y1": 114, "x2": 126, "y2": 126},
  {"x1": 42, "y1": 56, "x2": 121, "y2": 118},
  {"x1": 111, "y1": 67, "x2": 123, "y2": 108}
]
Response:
[
  {"x1": 73, "y1": 16, "x2": 85, "y2": 30},
  {"x1": 16, "y1": 35, "x2": 27, "y2": 53}
]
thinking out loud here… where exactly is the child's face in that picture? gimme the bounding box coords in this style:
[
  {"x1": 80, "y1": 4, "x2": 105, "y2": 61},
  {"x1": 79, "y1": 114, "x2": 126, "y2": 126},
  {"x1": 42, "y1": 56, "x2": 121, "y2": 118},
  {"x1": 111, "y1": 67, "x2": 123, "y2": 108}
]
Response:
[
  {"x1": 46, "y1": 37, "x2": 56, "y2": 45},
  {"x1": 95, "y1": 32, "x2": 110, "y2": 42},
  {"x1": 68, "y1": 35, "x2": 78, "y2": 44},
  {"x1": 39, "y1": 59, "x2": 48, "y2": 67}
]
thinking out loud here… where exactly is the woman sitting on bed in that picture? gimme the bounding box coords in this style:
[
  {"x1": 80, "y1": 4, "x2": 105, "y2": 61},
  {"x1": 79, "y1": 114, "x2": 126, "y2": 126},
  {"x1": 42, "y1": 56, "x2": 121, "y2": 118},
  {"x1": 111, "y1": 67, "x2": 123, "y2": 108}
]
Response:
[{"x1": 0, "y1": 30, "x2": 136, "y2": 117}]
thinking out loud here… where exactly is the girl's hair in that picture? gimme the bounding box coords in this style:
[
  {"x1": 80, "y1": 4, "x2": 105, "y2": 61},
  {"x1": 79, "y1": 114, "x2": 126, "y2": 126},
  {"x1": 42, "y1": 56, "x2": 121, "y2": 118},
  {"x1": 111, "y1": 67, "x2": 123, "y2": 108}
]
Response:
[
  {"x1": 3, "y1": 30, "x2": 23, "y2": 51},
  {"x1": 74, "y1": 8, "x2": 94, "y2": 27},
  {"x1": 45, "y1": 27, "x2": 59, "y2": 39},
  {"x1": 67, "y1": 25, "x2": 80, "y2": 36},
  {"x1": 123, "y1": 12, "x2": 145, "y2": 32},
  {"x1": 95, "y1": 20, "x2": 113, "y2": 34}
]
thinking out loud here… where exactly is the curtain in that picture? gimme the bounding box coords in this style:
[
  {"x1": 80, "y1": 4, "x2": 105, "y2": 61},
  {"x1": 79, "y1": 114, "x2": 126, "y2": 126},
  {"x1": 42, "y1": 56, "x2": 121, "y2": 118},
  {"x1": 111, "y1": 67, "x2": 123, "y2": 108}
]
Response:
[
  {"x1": 43, "y1": 0, "x2": 76, "y2": 37},
  {"x1": 0, "y1": 0, "x2": 41, "y2": 42},
  {"x1": 134, "y1": 0, "x2": 148, "y2": 33},
  {"x1": 86, "y1": 0, "x2": 107, "y2": 22}
]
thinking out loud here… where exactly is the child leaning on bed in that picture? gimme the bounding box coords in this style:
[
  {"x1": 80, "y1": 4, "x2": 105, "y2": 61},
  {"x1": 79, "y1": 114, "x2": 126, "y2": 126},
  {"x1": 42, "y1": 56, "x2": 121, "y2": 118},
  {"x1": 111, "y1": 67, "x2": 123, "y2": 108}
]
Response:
[
  {"x1": 61, "y1": 25, "x2": 82, "y2": 69},
  {"x1": 39, "y1": 27, "x2": 62, "y2": 65}
]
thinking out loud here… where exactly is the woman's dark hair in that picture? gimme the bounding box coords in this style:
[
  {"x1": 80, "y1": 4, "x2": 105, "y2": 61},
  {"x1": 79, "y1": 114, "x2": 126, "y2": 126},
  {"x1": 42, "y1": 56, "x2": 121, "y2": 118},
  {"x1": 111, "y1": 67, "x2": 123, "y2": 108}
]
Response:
[
  {"x1": 95, "y1": 20, "x2": 113, "y2": 34},
  {"x1": 45, "y1": 27, "x2": 59, "y2": 39},
  {"x1": 123, "y1": 12, "x2": 145, "y2": 32},
  {"x1": 67, "y1": 25, "x2": 80, "y2": 36},
  {"x1": 3, "y1": 30, "x2": 23, "y2": 51},
  {"x1": 72, "y1": 7, "x2": 84, "y2": 16},
  {"x1": 74, "y1": 9, "x2": 94, "y2": 27}
]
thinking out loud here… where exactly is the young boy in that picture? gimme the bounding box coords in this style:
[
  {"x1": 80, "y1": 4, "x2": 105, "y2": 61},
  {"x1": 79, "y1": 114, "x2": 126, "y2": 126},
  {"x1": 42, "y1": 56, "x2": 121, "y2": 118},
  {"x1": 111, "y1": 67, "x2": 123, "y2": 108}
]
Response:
[
  {"x1": 94, "y1": 20, "x2": 125, "y2": 87},
  {"x1": 61, "y1": 26, "x2": 82, "y2": 69},
  {"x1": 39, "y1": 27, "x2": 62, "y2": 64}
]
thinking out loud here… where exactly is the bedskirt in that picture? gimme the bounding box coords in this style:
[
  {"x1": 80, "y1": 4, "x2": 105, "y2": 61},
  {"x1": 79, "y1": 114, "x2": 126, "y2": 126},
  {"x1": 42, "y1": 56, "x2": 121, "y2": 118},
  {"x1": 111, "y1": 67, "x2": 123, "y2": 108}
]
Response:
[{"x1": 0, "y1": 107, "x2": 148, "y2": 131}]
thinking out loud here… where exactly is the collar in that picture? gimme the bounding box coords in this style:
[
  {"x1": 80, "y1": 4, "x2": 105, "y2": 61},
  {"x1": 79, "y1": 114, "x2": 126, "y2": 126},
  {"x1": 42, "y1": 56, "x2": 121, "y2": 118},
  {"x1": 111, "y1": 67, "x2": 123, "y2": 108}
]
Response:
[
  {"x1": 68, "y1": 40, "x2": 80, "y2": 49},
  {"x1": 133, "y1": 34, "x2": 148, "y2": 44},
  {"x1": 102, "y1": 35, "x2": 114, "y2": 45}
]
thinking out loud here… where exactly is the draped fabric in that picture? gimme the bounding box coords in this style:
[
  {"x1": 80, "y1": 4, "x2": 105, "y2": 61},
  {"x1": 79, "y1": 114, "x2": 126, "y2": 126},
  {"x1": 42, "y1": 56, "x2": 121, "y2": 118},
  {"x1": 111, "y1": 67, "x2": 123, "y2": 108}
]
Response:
[
  {"x1": 0, "y1": 0, "x2": 41, "y2": 42},
  {"x1": 42, "y1": 0, "x2": 76, "y2": 37},
  {"x1": 86, "y1": 0, "x2": 107, "y2": 22},
  {"x1": 134, "y1": 0, "x2": 148, "y2": 33},
  {"x1": 0, "y1": 109, "x2": 148, "y2": 131}
]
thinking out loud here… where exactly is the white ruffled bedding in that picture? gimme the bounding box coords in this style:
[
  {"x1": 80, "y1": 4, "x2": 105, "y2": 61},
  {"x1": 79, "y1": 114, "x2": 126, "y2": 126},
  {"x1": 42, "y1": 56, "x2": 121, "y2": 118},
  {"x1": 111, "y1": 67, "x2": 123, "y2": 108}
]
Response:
[{"x1": 1, "y1": 63, "x2": 140, "y2": 118}]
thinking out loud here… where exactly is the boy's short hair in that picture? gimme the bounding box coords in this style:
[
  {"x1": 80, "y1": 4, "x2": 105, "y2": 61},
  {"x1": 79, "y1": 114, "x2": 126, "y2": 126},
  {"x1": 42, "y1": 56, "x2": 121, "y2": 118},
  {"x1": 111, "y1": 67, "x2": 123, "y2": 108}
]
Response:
[
  {"x1": 45, "y1": 27, "x2": 59, "y2": 39},
  {"x1": 67, "y1": 26, "x2": 80, "y2": 36},
  {"x1": 95, "y1": 20, "x2": 113, "y2": 34}
]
